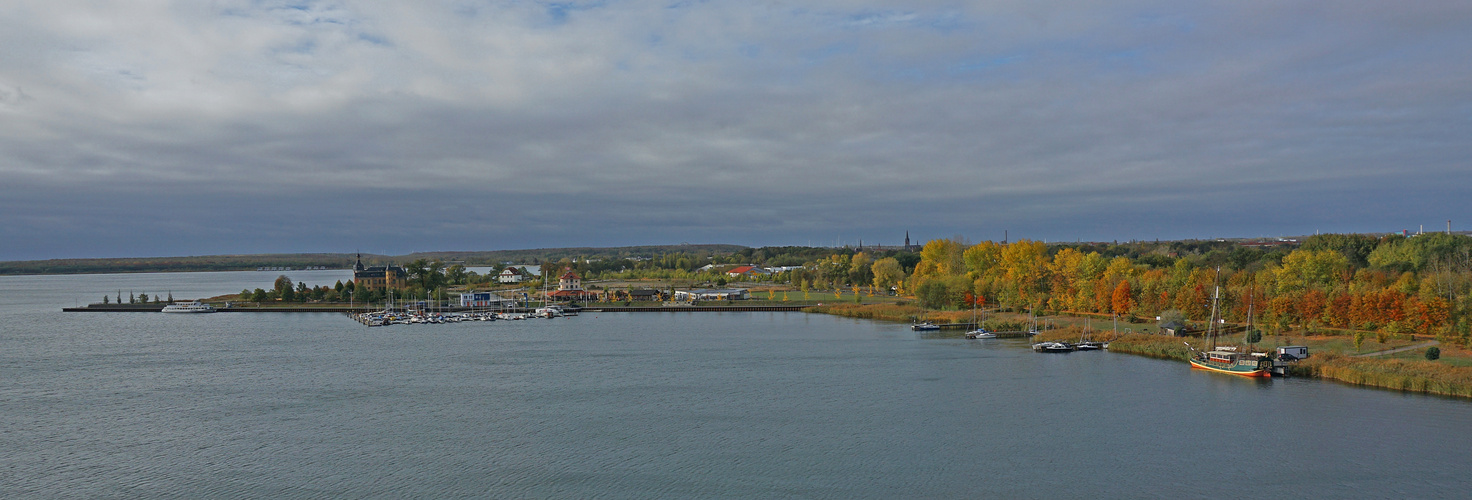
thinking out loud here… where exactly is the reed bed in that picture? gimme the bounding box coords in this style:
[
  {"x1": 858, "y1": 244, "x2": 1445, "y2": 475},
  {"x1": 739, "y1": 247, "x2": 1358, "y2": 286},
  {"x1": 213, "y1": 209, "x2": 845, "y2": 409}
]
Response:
[
  {"x1": 806, "y1": 303, "x2": 929, "y2": 323},
  {"x1": 1104, "y1": 334, "x2": 1196, "y2": 361},
  {"x1": 1293, "y1": 354, "x2": 1472, "y2": 398}
]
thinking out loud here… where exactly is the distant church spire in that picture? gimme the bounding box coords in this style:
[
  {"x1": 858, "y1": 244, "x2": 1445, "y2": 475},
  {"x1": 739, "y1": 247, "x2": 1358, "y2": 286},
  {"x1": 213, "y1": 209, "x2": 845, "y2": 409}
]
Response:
[
  {"x1": 353, "y1": 253, "x2": 364, "y2": 272},
  {"x1": 905, "y1": 231, "x2": 911, "y2": 248}
]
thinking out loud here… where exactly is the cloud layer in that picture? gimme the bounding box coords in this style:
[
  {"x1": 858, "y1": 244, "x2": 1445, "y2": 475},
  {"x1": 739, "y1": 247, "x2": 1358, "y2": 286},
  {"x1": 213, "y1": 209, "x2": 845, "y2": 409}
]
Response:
[{"x1": 3, "y1": 1, "x2": 1470, "y2": 259}]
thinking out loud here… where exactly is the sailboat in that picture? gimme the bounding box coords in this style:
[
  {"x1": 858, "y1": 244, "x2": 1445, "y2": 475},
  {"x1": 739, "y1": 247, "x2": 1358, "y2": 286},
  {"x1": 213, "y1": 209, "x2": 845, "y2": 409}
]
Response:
[
  {"x1": 965, "y1": 296, "x2": 995, "y2": 339},
  {"x1": 1186, "y1": 268, "x2": 1272, "y2": 377},
  {"x1": 1076, "y1": 317, "x2": 1102, "y2": 350}
]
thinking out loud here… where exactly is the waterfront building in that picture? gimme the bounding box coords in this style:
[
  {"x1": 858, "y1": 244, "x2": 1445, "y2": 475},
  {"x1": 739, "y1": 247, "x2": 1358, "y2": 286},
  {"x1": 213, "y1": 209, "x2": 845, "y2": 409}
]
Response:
[
  {"x1": 546, "y1": 269, "x2": 600, "y2": 302},
  {"x1": 352, "y1": 254, "x2": 407, "y2": 291},
  {"x1": 459, "y1": 291, "x2": 516, "y2": 308},
  {"x1": 673, "y1": 289, "x2": 750, "y2": 301}
]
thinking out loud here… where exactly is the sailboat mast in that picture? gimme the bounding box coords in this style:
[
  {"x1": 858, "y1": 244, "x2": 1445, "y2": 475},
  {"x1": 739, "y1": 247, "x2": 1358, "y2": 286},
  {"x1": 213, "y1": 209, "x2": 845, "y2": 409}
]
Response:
[{"x1": 1207, "y1": 267, "x2": 1222, "y2": 351}]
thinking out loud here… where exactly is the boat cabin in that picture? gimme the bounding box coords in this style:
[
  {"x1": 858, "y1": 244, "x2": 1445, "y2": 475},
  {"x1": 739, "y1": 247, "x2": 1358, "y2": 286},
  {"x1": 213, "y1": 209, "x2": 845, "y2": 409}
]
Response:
[{"x1": 1206, "y1": 350, "x2": 1241, "y2": 364}]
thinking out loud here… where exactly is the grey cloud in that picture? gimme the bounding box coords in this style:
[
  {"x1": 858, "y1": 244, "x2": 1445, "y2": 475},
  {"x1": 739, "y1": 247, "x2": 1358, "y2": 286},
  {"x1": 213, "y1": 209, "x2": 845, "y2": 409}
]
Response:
[{"x1": 0, "y1": 1, "x2": 1469, "y2": 259}]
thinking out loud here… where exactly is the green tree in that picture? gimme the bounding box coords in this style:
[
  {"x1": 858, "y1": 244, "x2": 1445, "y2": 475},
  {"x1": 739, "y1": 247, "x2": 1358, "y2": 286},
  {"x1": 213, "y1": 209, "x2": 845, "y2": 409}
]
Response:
[
  {"x1": 102, "y1": 295, "x2": 109, "y2": 304},
  {"x1": 915, "y1": 278, "x2": 951, "y2": 309},
  {"x1": 1245, "y1": 327, "x2": 1263, "y2": 345},
  {"x1": 1275, "y1": 249, "x2": 1349, "y2": 294},
  {"x1": 1425, "y1": 346, "x2": 1441, "y2": 361},
  {"x1": 872, "y1": 257, "x2": 905, "y2": 292},
  {"x1": 274, "y1": 275, "x2": 293, "y2": 294},
  {"x1": 446, "y1": 264, "x2": 468, "y2": 285},
  {"x1": 1301, "y1": 233, "x2": 1380, "y2": 267}
]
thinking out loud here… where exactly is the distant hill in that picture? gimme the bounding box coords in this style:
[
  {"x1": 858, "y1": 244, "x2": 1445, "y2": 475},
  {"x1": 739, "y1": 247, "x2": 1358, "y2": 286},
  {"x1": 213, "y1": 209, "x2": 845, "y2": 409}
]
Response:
[{"x1": 0, "y1": 244, "x2": 749, "y2": 275}]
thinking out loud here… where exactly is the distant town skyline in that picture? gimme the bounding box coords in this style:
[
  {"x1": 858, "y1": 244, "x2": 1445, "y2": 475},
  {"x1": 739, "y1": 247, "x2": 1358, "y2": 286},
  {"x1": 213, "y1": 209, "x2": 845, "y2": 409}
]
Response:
[{"x1": 2, "y1": 2, "x2": 1468, "y2": 260}]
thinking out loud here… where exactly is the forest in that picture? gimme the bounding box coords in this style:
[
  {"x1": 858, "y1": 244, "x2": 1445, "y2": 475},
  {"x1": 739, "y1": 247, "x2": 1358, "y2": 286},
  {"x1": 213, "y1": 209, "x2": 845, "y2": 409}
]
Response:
[{"x1": 898, "y1": 233, "x2": 1471, "y2": 347}]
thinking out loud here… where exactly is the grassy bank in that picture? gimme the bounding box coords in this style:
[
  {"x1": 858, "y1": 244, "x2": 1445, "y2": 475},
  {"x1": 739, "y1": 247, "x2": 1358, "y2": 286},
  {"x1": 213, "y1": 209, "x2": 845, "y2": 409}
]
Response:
[{"x1": 1291, "y1": 354, "x2": 1472, "y2": 398}]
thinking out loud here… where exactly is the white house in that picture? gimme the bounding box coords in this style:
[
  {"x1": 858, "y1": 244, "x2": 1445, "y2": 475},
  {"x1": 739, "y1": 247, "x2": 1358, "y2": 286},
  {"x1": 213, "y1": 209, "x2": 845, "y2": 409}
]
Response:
[{"x1": 498, "y1": 267, "x2": 526, "y2": 283}]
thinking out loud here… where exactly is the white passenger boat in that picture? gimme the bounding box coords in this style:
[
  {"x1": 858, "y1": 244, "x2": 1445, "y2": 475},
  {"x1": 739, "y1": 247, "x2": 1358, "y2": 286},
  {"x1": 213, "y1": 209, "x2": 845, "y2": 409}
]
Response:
[{"x1": 161, "y1": 300, "x2": 216, "y2": 313}]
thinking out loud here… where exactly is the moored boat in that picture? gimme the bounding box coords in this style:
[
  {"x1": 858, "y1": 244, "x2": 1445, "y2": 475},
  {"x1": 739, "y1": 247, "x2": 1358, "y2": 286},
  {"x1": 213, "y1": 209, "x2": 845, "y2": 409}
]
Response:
[
  {"x1": 966, "y1": 329, "x2": 996, "y2": 339},
  {"x1": 161, "y1": 300, "x2": 216, "y2": 313},
  {"x1": 1189, "y1": 348, "x2": 1272, "y2": 377},
  {"x1": 1186, "y1": 268, "x2": 1272, "y2": 377},
  {"x1": 1030, "y1": 341, "x2": 1077, "y2": 352},
  {"x1": 911, "y1": 322, "x2": 941, "y2": 331}
]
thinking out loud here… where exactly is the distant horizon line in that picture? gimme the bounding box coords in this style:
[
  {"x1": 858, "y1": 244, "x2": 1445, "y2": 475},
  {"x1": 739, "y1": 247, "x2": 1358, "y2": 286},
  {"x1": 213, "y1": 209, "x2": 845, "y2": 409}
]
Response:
[{"x1": 7, "y1": 229, "x2": 1471, "y2": 264}]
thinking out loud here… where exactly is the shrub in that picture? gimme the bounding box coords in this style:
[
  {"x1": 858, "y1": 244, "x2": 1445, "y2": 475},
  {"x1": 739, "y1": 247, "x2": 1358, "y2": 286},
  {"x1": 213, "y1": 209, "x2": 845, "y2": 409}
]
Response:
[{"x1": 1426, "y1": 347, "x2": 1441, "y2": 361}]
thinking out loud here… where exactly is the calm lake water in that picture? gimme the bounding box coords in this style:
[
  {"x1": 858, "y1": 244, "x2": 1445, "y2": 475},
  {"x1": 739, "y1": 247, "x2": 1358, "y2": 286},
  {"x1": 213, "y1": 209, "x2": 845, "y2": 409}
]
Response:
[{"x1": 3, "y1": 271, "x2": 1470, "y2": 498}]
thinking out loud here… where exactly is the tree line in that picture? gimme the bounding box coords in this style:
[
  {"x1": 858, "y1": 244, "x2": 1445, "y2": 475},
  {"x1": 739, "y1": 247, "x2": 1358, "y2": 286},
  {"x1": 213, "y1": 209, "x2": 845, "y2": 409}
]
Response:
[{"x1": 903, "y1": 233, "x2": 1472, "y2": 346}]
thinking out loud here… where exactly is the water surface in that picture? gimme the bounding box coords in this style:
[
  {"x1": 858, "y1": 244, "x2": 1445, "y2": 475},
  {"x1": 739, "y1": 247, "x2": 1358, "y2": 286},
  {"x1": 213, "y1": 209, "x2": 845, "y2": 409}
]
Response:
[{"x1": 2, "y1": 272, "x2": 1469, "y2": 498}]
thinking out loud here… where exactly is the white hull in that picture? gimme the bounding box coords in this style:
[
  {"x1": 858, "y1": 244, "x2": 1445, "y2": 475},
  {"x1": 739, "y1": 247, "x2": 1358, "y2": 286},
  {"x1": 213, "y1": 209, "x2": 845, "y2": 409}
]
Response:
[{"x1": 161, "y1": 302, "x2": 216, "y2": 313}]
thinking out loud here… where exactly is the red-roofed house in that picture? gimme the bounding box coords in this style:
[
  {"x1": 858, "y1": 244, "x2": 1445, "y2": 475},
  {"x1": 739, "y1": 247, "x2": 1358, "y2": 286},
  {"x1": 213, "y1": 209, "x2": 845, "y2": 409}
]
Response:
[
  {"x1": 546, "y1": 269, "x2": 600, "y2": 302},
  {"x1": 726, "y1": 265, "x2": 768, "y2": 277}
]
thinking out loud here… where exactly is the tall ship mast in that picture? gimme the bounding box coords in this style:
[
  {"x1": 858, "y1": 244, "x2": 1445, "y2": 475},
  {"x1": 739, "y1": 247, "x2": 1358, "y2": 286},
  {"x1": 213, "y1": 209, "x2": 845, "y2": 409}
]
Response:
[{"x1": 1188, "y1": 268, "x2": 1272, "y2": 377}]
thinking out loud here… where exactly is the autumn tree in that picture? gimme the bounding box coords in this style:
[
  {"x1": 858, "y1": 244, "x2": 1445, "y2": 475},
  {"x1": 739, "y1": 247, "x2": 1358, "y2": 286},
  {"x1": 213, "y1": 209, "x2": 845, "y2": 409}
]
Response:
[
  {"x1": 998, "y1": 240, "x2": 1049, "y2": 309},
  {"x1": 872, "y1": 258, "x2": 905, "y2": 293},
  {"x1": 913, "y1": 239, "x2": 965, "y2": 279},
  {"x1": 1111, "y1": 280, "x2": 1134, "y2": 318}
]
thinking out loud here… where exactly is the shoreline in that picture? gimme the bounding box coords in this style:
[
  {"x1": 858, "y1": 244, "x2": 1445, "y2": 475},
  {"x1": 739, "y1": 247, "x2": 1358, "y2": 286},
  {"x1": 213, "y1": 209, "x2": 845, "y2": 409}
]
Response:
[
  {"x1": 62, "y1": 303, "x2": 809, "y2": 313},
  {"x1": 809, "y1": 304, "x2": 1472, "y2": 400}
]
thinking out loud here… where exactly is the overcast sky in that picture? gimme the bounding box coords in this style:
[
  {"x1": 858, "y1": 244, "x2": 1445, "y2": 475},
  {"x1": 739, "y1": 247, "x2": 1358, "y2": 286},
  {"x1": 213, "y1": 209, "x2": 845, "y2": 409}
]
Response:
[{"x1": 2, "y1": 1, "x2": 1469, "y2": 260}]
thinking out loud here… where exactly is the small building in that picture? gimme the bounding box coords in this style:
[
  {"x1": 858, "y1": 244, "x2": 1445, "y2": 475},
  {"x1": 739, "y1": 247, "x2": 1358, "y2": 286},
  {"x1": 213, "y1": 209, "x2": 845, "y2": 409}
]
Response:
[
  {"x1": 546, "y1": 270, "x2": 600, "y2": 302},
  {"x1": 498, "y1": 267, "x2": 526, "y2": 283},
  {"x1": 673, "y1": 289, "x2": 750, "y2": 301},
  {"x1": 352, "y1": 254, "x2": 407, "y2": 291},
  {"x1": 1160, "y1": 319, "x2": 1189, "y2": 336},
  {"x1": 460, "y1": 291, "x2": 516, "y2": 308},
  {"x1": 726, "y1": 265, "x2": 769, "y2": 277}
]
